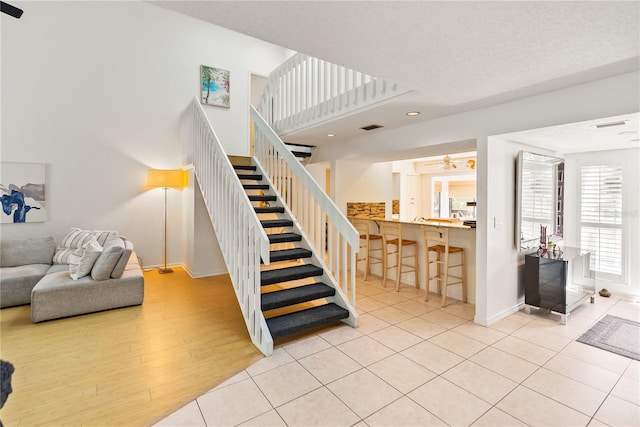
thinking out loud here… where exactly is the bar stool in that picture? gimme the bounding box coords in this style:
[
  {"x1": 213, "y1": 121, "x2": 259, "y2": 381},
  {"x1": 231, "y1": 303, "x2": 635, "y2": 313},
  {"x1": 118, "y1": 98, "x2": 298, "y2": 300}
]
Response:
[
  {"x1": 424, "y1": 226, "x2": 466, "y2": 307},
  {"x1": 380, "y1": 222, "x2": 418, "y2": 291},
  {"x1": 352, "y1": 218, "x2": 383, "y2": 280}
]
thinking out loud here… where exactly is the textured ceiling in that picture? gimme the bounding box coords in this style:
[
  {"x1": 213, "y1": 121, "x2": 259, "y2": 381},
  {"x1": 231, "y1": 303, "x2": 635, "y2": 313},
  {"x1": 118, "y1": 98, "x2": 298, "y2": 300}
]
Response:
[{"x1": 152, "y1": 1, "x2": 640, "y2": 152}]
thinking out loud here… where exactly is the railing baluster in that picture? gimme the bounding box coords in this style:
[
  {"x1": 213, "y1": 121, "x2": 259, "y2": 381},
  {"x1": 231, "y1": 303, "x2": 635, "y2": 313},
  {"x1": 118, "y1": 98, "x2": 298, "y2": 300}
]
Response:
[{"x1": 182, "y1": 97, "x2": 272, "y2": 356}]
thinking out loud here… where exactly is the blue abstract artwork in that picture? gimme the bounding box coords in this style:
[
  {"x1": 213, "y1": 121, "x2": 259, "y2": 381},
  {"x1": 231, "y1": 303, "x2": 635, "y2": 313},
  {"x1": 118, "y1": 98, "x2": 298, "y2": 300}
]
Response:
[{"x1": 1, "y1": 162, "x2": 46, "y2": 223}]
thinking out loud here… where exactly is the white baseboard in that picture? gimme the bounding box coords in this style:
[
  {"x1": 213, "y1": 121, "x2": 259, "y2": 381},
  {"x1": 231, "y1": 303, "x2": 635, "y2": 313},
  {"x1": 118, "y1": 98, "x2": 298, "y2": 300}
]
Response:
[
  {"x1": 474, "y1": 302, "x2": 524, "y2": 327},
  {"x1": 181, "y1": 264, "x2": 228, "y2": 279}
]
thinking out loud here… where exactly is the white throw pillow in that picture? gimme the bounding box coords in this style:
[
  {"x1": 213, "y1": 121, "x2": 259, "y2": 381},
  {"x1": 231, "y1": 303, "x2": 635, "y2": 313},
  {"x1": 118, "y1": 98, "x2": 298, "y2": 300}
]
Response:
[{"x1": 69, "y1": 239, "x2": 103, "y2": 280}]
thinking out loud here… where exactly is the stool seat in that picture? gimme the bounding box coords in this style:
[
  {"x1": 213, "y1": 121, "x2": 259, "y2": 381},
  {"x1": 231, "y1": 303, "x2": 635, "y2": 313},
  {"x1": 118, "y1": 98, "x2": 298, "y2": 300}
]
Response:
[
  {"x1": 427, "y1": 244, "x2": 464, "y2": 253},
  {"x1": 388, "y1": 238, "x2": 417, "y2": 246},
  {"x1": 381, "y1": 222, "x2": 418, "y2": 291},
  {"x1": 424, "y1": 226, "x2": 466, "y2": 307},
  {"x1": 361, "y1": 234, "x2": 382, "y2": 240}
]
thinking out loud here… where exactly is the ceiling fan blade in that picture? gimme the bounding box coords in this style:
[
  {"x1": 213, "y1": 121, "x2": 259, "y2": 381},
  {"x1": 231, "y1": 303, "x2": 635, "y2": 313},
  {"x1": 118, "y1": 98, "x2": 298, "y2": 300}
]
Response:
[{"x1": 1, "y1": 1, "x2": 23, "y2": 19}]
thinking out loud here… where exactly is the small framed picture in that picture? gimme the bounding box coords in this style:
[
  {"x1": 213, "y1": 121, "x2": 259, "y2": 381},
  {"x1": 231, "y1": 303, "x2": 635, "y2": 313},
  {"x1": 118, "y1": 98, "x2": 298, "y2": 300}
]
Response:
[{"x1": 200, "y1": 65, "x2": 230, "y2": 108}]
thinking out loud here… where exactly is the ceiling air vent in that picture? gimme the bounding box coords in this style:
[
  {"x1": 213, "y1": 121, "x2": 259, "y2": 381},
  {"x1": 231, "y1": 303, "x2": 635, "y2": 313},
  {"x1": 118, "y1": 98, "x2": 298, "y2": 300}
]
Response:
[
  {"x1": 595, "y1": 120, "x2": 627, "y2": 128},
  {"x1": 360, "y1": 124, "x2": 384, "y2": 131}
]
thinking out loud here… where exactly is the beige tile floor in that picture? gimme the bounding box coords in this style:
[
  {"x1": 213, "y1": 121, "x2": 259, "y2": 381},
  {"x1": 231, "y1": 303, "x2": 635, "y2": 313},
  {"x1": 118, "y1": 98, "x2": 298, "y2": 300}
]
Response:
[{"x1": 154, "y1": 276, "x2": 640, "y2": 427}]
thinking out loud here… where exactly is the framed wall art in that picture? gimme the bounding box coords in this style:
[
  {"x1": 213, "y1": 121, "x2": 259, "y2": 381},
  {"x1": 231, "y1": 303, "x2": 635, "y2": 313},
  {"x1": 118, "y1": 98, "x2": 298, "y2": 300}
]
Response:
[
  {"x1": 200, "y1": 65, "x2": 230, "y2": 108},
  {"x1": 1, "y1": 162, "x2": 47, "y2": 223}
]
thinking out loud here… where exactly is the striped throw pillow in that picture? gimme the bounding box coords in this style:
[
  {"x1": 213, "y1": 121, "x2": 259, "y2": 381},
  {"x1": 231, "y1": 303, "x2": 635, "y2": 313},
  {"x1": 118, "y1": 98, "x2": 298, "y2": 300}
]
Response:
[{"x1": 53, "y1": 228, "x2": 118, "y2": 264}]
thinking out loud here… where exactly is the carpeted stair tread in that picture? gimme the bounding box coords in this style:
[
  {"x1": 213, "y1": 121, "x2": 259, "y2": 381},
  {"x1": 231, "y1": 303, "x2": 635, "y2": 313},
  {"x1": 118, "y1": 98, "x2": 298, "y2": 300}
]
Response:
[
  {"x1": 255, "y1": 206, "x2": 285, "y2": 214},
  {"x1": 243, "y1": 184, "x2": 270, "y2": 190},
  {"x1": 232, "y1": 164, "x2": 257, "y2": 171},
  {"x1": 261, "y1": 219, "x2": 293, "y2": 228},
  {"x1": 268, "y1": 248, "x2": 312, "y2": 263},
  {"x1": 249, "y1": 195, "x2": 277, "y2": 202},
  {"x1": 268, "y1": 232, "x2": 301, "y2": 244},
  {"x1": 266, "y1": 303, "x2": 349, "y2": 339},
  {"x1": 261, "y1": 283, "x2": 335, "y2": 311},
  {"x1": 237, "y1": 174, "x2": 263, "y2": 181},
  {"x1": 261, "y1": 264, "x2": 323, "y2": 286}
]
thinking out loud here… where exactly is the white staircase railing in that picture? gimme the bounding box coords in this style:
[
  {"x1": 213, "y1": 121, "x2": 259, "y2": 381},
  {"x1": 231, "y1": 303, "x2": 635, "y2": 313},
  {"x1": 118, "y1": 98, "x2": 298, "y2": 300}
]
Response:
[
  {"x1": 182, "y1": 97, "x2": 274, "y2": 356},
  {"x1": 252, "y1": 106, "x2": 359, "y2": 306},
  {"x1": 258, "y1": 53, "x2": 412, "y2": 136}
]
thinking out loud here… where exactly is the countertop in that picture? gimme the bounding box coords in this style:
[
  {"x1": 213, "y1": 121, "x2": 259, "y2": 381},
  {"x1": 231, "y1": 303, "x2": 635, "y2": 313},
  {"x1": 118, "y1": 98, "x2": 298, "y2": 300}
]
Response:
[{"x1": 350, "y1": 216, "x2": 474, "y2": 230}]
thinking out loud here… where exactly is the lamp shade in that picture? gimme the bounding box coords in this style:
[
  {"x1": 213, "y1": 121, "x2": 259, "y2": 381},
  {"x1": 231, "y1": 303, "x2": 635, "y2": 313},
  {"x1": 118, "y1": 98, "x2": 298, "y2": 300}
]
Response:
[{"x1": 146, "y1": 169, "x2": 188, "y2": 189}]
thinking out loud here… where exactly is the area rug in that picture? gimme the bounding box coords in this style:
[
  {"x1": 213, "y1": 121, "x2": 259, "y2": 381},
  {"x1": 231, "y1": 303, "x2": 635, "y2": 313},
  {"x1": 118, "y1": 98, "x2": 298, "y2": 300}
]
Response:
[{"x1": 577, "y1": 315, "x2": 640, "y2": 360}]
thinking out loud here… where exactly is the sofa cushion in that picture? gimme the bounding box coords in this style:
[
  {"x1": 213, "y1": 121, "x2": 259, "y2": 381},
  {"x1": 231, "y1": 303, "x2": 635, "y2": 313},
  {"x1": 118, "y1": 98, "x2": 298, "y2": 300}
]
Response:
[
  {"x1": 0, "y1": 264, "x2": 50, "y2": 307},
  {"x1": 53, "y1": 228, "x2": 118, "y2": 264},
  {"x1": 91, "y1": 238, "x2": 125, "y2": 281},
  {"x1": 0, "y1": 237, "x2": 55, "y2": 267},
  {"x1": 31, "y1": 260, "x2": 144, "y2": 323},
  {"x1": 68, "y1": 240, "x2": 103, "y2": 280},
  {"x1": 110, "y1": 239, "x2": 134, "y2": 279}
]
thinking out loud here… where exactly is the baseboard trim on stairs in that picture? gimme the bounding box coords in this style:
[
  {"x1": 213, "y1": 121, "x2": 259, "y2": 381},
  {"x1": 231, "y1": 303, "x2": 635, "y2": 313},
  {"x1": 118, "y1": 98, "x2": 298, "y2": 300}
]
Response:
[{"x1": 181, "y1": 264, "x2": 229, "y2": 279}]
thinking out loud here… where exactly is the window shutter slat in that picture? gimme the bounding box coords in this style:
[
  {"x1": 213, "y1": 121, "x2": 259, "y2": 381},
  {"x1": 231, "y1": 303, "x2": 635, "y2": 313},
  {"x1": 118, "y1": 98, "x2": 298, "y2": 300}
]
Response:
[{"x1": 580, "y1": 165, "x2": 623, "y2": 281}]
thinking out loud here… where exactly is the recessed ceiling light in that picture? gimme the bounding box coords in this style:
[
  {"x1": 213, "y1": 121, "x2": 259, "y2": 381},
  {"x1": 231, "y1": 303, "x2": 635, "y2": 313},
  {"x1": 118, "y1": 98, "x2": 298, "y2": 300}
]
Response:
[
  {"x1": 617, "y1": 130, "x2": 637, "y2": 135},
  {"x1": 406, "y1": 111, "x2": 420, "y2": 116},
  {"x1": 326, "y1": 133, "x2": 335, "y2": 137}
]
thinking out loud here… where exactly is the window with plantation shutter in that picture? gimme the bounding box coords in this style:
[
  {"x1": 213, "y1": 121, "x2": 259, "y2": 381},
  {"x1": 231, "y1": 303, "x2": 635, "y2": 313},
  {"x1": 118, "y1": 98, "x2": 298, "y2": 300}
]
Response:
[{"x1": 579, "y1": 164, "x2": 624, "y2": 282}]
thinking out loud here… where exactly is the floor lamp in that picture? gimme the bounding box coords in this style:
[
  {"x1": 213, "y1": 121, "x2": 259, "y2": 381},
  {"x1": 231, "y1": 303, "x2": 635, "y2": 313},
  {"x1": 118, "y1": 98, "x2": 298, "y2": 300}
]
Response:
[{"x1": 146, "y1": 169, "x2": 187, "y2": 273}]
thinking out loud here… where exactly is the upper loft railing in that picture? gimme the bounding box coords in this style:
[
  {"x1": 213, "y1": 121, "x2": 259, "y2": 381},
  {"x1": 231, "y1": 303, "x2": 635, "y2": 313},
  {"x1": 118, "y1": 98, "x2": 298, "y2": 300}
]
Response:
[
  {"x1": 258, "y1": 53, "x2": 412, "y2": 136},
  {"x1": 252, "y1": 106, "x2": 359, "y2": 305},
  {"x1": 182, "y1": 97, "x2": 274, "y2": 356}
]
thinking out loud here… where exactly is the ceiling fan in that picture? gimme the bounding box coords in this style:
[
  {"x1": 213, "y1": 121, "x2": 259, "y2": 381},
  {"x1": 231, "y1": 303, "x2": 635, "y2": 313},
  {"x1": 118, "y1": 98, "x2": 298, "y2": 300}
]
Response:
[
  {"x1": 439, "y1": 155, "x2": 462, "y2": 171},
  {"x1": 438, "y1": 155, "x2": 476, "y2": 172}
]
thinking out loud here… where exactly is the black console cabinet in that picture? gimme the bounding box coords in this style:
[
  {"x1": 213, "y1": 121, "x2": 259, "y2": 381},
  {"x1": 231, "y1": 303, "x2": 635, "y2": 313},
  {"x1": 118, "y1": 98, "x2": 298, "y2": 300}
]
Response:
[{"x1": 524, "y1": 247, "x2": 594, "y2": 323}]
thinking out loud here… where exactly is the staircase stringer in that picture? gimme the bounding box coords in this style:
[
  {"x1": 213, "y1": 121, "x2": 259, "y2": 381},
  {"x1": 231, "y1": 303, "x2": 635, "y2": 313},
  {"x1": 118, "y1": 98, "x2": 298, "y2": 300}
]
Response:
[
  {"x1": 252, "y1": 160, "x2": 358, "y2": 328},
  {"x1": 181, "y1": 97, "x2": 274, "y2": 356}
]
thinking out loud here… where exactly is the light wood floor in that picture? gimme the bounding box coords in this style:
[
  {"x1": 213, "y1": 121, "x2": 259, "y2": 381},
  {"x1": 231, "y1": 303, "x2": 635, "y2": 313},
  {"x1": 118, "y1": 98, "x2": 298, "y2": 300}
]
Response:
[{"x1": 0, "y1": 268, "x2": 263, "y2": 426}]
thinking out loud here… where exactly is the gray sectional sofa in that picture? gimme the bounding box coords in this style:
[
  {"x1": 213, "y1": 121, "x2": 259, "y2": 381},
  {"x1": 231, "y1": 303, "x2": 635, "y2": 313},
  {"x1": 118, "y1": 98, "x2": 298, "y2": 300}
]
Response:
[{"x1": 0, "y1": 234, "x2": 144, "y2": 322}]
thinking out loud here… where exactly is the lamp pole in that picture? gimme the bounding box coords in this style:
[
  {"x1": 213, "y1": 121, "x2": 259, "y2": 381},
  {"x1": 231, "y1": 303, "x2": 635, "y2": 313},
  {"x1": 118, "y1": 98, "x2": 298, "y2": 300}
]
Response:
[{"x1": 159, "y1": 186, "x2": 173, "y2": 273}]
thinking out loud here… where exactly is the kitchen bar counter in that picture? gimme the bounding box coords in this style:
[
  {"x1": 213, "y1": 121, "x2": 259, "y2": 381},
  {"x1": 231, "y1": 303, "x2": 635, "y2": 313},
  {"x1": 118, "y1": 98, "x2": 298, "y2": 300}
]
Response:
[
  {"x1": 351, "y1": 217, "x2": 476, "y2": 304},
  {"x1": 370, "y1": 217, "x2": 474, "y2": 230}
]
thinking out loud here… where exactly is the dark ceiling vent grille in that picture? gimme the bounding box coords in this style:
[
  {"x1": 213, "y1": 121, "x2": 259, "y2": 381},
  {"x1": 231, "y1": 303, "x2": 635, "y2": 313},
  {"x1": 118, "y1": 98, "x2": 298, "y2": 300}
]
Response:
[{"x1": 359, "y1": 124, "x2": 384, "y2": 131}]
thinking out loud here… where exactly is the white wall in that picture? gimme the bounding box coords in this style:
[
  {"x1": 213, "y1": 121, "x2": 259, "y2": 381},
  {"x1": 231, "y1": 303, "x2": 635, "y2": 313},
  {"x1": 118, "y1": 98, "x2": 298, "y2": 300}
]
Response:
[
  {"x1": 564, "y1": 148, "x2": 640, "y2": 297},
  {"x1": 1, "y1": 1, "x2": 291, "y2": 273},
  {"x1": 305, "y1": 162, "x2": 328, "y2": 194},
  {"x1": 333, "y1": 160, "x2": 393, "y2": 217},
  {"x1": 318, "y1": 72, "x2": 639, "y2": 325},
  {"x1": 481, "y1": 138, "x2": 561, "y2": 324}
]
